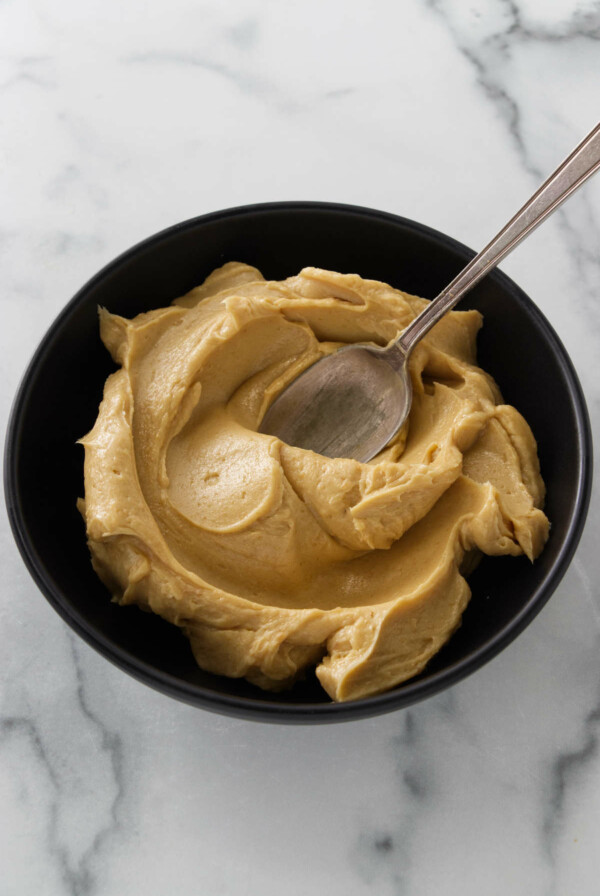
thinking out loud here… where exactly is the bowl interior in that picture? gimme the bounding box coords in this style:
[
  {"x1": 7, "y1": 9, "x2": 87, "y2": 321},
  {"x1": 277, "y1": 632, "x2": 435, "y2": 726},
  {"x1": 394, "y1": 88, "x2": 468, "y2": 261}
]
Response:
[{"x1": 5, "y1": 203, "x2": 592, "y2": 721}]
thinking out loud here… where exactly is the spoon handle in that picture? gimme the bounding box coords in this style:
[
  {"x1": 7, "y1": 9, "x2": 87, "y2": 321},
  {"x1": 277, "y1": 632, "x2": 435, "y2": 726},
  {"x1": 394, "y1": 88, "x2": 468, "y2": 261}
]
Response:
[{"x1": 397, "y1": 121, "x2": 600, "y2": 355}]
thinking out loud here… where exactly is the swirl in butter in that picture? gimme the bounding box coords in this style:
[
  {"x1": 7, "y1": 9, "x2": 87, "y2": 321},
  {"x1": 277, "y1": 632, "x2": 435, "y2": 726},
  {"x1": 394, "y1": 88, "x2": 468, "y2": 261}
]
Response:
[{"x1": 78, "y1": 263, "x2": 549, "y2": 701}]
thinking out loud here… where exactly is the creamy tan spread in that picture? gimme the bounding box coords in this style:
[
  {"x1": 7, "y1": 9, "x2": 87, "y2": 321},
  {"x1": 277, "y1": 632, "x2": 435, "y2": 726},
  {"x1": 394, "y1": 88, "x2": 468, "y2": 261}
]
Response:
[{"x1": 79, "y1": 262, "x2": 549, "y2": 701}]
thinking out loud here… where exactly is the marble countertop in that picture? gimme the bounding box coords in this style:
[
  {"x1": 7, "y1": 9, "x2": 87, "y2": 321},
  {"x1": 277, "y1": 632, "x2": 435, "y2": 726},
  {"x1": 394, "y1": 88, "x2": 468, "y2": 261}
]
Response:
[{"x1": 2, "y1": 1, "x2": 599, "y2": 893}]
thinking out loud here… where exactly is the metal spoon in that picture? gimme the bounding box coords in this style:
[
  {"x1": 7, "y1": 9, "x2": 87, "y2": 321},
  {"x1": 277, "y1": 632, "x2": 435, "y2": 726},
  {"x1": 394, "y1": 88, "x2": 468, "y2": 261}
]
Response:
[{"x1": 260, "y1": 121, "x2": 600, "y2": 462}]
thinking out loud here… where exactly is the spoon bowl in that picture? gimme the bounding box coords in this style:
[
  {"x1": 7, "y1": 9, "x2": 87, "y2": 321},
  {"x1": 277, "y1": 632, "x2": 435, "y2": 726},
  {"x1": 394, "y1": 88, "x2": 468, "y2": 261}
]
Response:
[{"x1": 260, "y1": 343, "x2": 411, "y2": 461}]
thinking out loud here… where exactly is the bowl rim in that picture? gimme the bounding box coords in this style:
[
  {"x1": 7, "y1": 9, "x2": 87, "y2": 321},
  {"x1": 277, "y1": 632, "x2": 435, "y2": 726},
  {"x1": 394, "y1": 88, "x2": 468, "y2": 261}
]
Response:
[{"x1": 4, "y1": 200, "x2": 594, "y2": 723}]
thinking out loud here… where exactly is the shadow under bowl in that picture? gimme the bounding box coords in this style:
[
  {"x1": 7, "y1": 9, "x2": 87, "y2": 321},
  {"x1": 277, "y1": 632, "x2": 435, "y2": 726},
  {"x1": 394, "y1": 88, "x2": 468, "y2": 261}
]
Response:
[{"x1": 4, "y1": 202, "x2": 593, "y2": 723}]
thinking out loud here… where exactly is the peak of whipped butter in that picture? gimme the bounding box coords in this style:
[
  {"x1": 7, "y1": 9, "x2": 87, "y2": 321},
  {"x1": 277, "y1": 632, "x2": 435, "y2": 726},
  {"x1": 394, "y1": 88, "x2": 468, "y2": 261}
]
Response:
[{"x1": 78, "y1": 262, "x2": 549, "y2": 702}]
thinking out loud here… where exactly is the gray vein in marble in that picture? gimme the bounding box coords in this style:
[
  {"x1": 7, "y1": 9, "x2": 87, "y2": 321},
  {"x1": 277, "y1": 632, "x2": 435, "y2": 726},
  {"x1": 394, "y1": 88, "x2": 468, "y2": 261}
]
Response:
[
  {"x1": 497, "y1": 0, "x2": 600, "y2": 310},
  {"x1": 0, "y1": 714, "x2": 76, "y2": 894},
  {"x1": 574, "y1": 556, "x2": 600, "y2": 634},
  {"x1": 0, "y1": 715, "x2": 60, "y2": 790},
  {"x1": 64, "y1": 633, "x2": 126, "y2": 895},
  {"x1": 373, "y1": 834, "x2": 394, "y2": 854},
  {"x1": 0, "y1": 635, "x2": 125, "y2": 896},
  {"x1": 32, "y1": 230, "x2": 106, "y2": 261},
  {"x1": 42, "y1": 134, "x2": 109, "y2": 208},
  {"x1": 355, "y1": 827, "x2": 406, "y2": 894},
  {"x1": 56, "y1": 111, "x2": 115, "y2": 165},
  {"x1": 45, "y1": 164, "x2": 81, "y2": 200},
  {"x1": 0, "y1": 55, "x2": 56, "y2": 91},
  {"x1": 226, "y1": 17, "x2": 260, "y2": 51},
  {"x1": 352, "y1": 708, "x2": 433, "y2": 893},
  {"x1": 542, "y1": 696, "x2": 600, "y2": 892},
  {"x1": 427, "y1": 0, "x2": 600, "y2": 326},
  {"x1": 323, "y1": 87, "x2": 356, "y2": 100},
  {"x1": 537, "y1": 524, "x2": 600, "y2": 879},
  {"x1": 502, "y1": 0, "x2": 600, "y2": 43},
  {"x1": 119, "y1": 51, "x2": 348, "y2": 115},
  {"x1": 428, "y1": 0, "x2": 599, "y2": 177},
  {"x1": 121, "y1": 50, "x2": 282, "y2": 105},
  {"x1": 1, "y1": 71, "x2": 50, "y2": 91}
]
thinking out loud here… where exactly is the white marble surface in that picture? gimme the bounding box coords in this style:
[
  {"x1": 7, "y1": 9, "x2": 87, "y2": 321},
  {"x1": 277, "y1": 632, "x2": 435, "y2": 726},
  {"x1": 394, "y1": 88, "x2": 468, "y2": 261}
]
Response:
[{"x1": 2, "y1": 1, "x2": 599, "y2": 893}]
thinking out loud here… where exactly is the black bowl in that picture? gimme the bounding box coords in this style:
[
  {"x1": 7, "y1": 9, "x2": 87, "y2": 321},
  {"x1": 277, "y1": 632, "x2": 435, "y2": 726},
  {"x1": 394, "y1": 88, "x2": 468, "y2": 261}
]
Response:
[{"x1": 4, "y1": 202, "x2": 593, "y2": 723}]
